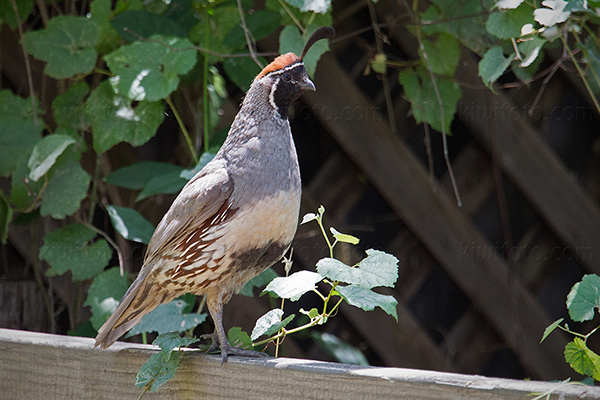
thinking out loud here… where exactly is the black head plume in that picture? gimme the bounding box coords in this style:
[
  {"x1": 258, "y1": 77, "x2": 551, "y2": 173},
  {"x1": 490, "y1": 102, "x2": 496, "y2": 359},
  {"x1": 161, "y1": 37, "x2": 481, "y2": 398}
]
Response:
[{"x1": 301, "y1": 26, "x2": 335, "y2": 60}]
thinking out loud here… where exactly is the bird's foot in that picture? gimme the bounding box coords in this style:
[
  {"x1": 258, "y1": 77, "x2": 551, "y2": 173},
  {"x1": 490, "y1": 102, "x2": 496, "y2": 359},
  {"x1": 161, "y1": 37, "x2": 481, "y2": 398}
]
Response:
[{"x1": 201, "y1": 331, "x2": 268, "y2": 363}]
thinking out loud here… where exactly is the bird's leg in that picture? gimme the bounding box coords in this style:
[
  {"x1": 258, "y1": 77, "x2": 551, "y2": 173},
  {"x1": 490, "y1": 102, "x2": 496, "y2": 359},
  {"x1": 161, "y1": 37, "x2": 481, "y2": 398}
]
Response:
[{"x1": 205, "y1": 295, "x2": 267, "y2": 363}]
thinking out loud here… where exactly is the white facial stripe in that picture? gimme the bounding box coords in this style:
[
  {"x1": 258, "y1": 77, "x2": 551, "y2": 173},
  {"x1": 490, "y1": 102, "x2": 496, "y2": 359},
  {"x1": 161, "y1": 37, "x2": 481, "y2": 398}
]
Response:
[
  {"x1": 262, "y1": 62, "x2": 303, "y2": 79},
  {"x1": 269, "y1": 76, "x2": 279, "y2": 111}
]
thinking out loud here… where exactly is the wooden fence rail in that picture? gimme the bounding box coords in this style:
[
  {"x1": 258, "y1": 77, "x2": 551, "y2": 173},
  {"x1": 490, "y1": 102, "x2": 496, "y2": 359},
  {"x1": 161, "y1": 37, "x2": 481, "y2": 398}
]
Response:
[{"x1": 1, "y1": 328, "x2": 599, "y2": 399}]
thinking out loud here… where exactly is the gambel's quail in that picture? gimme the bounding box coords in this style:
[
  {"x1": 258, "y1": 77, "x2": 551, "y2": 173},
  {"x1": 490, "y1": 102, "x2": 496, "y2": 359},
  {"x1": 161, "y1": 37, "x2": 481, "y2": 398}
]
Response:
[{"x1": 95, "y1": 26, "x2": 335, "y2": 361}]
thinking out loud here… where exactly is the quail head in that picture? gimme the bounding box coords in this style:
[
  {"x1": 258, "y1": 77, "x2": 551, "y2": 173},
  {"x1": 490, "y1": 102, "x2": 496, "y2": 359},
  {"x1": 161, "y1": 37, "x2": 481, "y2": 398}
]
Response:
[{"x1": 95, "y1": 26, "x2": 335, "y2": 362}]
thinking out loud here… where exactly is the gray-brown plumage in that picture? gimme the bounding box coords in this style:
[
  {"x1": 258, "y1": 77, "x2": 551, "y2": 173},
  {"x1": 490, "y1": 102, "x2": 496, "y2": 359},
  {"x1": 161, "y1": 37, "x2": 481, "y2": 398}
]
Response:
[{"x1": 95, "y1": 27, "x2": 335, "y2": 361}]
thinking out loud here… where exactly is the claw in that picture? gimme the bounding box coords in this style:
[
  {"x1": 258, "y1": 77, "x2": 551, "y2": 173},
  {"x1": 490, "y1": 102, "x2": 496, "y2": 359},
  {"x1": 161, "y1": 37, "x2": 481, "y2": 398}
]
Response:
[{"x1": 201, "y1": 330, "x2": 267, "y2": 363}]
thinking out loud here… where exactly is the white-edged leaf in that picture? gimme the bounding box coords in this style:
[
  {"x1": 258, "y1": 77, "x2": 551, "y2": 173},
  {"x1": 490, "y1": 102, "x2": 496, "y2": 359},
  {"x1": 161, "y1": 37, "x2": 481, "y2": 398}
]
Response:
[
  {"x1": 28, "y1": 134, "x2": 76, "y2": 181},
  {"x1": 262, "y1": 270, "x2": 323, "y2": 301},
  {"x1": 316, "y1": 249, "x2": 398, "y2": 289},
  {"x1": 330, "y1": 227, "x2": 360, "y2": 245},
  {"x1": 301, "y1": 212, "x2": 318, "y2": 225}
]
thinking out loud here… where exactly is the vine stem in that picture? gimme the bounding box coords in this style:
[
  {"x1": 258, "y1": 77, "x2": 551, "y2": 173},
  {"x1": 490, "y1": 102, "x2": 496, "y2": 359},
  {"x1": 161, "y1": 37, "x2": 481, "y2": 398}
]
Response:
[
  {"x1": 408, "y1": 0, "x2": 462, "y2": 207},
  {"x1": 166, "y1": 96, "x2": 198, "y2": 164},
  {"x1": 10, "y1": 0, "x2": 38, "y2": 128},
  {"x1": 236, "y1": 0, "x2": 263, "y2": 68},
  {"x1": 560, "y1": 27, "x2": 600, "y2": 114},
  {"x1": 82, "y1": 220, "x2": 125, "y2": 277},
  {"x1": 202, "y1": 10, "x2": 210, "y2": 154},
  {"x1": 277, "y1": 0, "x2": 304, "y2": 32}
]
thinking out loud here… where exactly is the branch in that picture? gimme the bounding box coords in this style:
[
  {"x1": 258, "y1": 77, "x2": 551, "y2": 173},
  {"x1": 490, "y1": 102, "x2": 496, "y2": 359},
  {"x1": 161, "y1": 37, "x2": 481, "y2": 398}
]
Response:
[{"x1": 235, "y1": 0, "x2": 263, "y2": 68}]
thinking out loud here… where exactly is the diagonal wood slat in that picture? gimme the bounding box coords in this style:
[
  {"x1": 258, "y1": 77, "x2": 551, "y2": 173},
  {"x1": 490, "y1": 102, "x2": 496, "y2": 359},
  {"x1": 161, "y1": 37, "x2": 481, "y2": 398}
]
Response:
[{"x1": 303, "y1": 54, "x2": 571, "y2": 379}]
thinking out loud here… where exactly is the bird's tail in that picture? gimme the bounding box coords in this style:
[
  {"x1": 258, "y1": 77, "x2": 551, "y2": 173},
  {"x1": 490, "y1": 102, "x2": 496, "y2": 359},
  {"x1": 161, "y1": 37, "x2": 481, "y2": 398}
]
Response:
[{"x1": 94, "y1": 266, "x2": 170, "y2": 349}]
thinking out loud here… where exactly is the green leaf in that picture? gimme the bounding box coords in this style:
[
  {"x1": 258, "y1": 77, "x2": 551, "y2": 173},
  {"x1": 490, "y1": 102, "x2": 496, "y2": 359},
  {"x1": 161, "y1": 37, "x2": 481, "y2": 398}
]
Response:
[
  {"x1": 567, "y1": 274, "x2": 600, "y2": 322},
  {"x1": 179, "y1": 152, "x2": 216, "y2": 180},
  {"x1": 478, "y1": 46, "x2": 513, "y2": 88},
  {"x1": 541, "y1": 318, "x2": 564, "y2": 343},
  {"x1": 311, "y1": 331, "x2": 369, "y2": 365},
  {"x1": 284, "y1": 0, "x2": 332, "y2": 13},
  {"x1": 189, "y1": 6, "x2": 240, "y2": 59},
  {"x1": 263, "y1": 270, "x2": 323, "y2": 301},
  {"x1": 9, "y1": 156, "x2": 43, "y2": 209},
  {"x1": 223, "y1": 56, "x2": 264, "y2": 92},
  {"x1": 251, "y1": 309, "x2": 295, "y2": 341},
  {"x1": 300, "y1": 212, "x2": 318, "y2": 225},
  {"x1": 486, "y1": 3, "x2": 534, "y2": 39},
  {"x1": 0, "y1": 191, "x2": 12, "y2": 244},
  {"x1": 52, "y1": 82, "x2": 90, "y2": 130},
  {"x1": 136, "y1": 172, "x2": 187, "y2": 202},
  {"x1": 223, "y1": 10, "x2": 281, "y2": 51},
  {"x1": 40, "y1": 158, "x2": 91, "y2": 219},
  {"x1": 110, "y1": 10, "x2": 188, "y2": 42},
  {"x1": 86, "y1": 80, "x2": 164, "y2": 153},
  {"x1": 23, "y1": 16, "x2": 100, "y2": 79},
  {"x1": 336, "y1": 285, "x2": 398, "y2": 321},
  {"x1": 27, "y1": 134, "x2": 76, "y2": 182},
  {"x1": 239, "y1": 268, "x2": 279, "y2": 297},
  {"x1": 40, "y1": 224, "x2": 112, "y2": 281},
  {"x1": 104, "y1": 161, "x2": 183, "y2": 190},
  {"x1": 579, "y1": 37, "x2": 600, "y2": 93},
  {"x1": 317, "y1": 249, "x2": 398, "y2": 289},
  {"x1": 0, "y1": 0, "x2": 35, "y2": 30},
  {"x1": 398, "y1": 68, "x2": 462, "y2": 133},
  {"x1": 135, "y1": 351, "x2": 181, "y2": 392},
  {"x1": 518, "y1": 36, "x2": 546, "y2": 68},
  {"x1": 279, "y1": 24, "x2": 330, "y2": 77},
  {"x1": 564, "y1": 338, "x2": 600, "y2": 380},
  {"x1": 420, "y1": 33, "x2": 460, "y2": 76},
  {"x1": 104, "y1": 35, "x2": 197, "y2": 102},
  {"x1": 421, "y1": 0, "x2": 493, "y2": 54},
  {"x1": 227, "y1": 327, "x2": 253, "y2": 349},
  {"x1": 153, "y1": 332, "x2": 200, "y2": 356},
  {"x1": 106, "y1": 205, "x2": 155, "y2": 244},
  {"x1": 330, "y1": 227, "x2": 359, "y2": 245},
  {"x1": 84, "y1": 267, "x2": 130, "y2": 330},
  {"x1": 128, "y1": 299, "x2": 207, "y2": 336},
  {"x1": 534, "y1": 0, "x2": 576, "y2": 27},
  {"x1": 89, "y1": 0, "x2": 121, "y2": 55},
  {"x1": 0, "y1": 91, "x2": 42, "y2": 177}
]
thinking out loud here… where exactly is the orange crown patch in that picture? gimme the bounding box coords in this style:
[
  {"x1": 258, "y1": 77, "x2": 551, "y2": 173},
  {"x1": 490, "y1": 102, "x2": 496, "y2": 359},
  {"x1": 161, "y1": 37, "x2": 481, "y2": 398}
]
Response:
[{"x1": 255, "y1": 53, "x2": 301, "y2": 80}]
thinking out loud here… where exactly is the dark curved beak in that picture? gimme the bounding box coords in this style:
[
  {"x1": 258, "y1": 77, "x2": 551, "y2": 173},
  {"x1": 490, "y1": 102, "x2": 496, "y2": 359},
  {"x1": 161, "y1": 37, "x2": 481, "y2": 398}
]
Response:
[{"x1": 299, "y1": 76, "x2": 316, "y2": 91}]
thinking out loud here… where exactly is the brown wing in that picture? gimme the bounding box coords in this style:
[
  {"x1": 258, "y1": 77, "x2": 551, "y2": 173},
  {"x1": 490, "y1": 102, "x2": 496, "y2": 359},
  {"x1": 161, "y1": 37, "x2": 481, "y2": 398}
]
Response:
[{"x1": 144, "y1": 161, "x2": 233, "y2": 264}]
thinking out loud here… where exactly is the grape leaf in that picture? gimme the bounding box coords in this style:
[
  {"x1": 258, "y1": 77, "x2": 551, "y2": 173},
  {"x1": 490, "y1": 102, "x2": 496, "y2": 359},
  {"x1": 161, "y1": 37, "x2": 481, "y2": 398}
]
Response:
[
  {"x1": 28, "y1": 134, "x2": 76, "y2": 182},
  {"x1": 316, "y1": 249, "x2": 398, "y2": 289},
  {"x1": 84, "y1": 267, "x2": 131, "y2": 330},
  {"x1": 478, "y1": 46, "x2": 513, "y2": 89},
  {"x1": 23, "y1": 16, "x2": 100, "y2": 79},
  {"x1": 0, "y1": 0, "x2": 35, "y2": 30},
  {"x1": 311, "y1": 331, "x2": 369, "y2": 366},
  {"x1": 398, "y1": 68, "x2": 462, "y2": 133},
  {"x1": 153, "y1": 332, "x2": 200, "y2": 358},
  {"x1": 336, "y1": 284, "x2": 398, "y2": 321},
  {"x1": 251, "y1": 309, "x2": 295, "y2": 341},
  {"x1": 52, "y1": 82, "x2": 90, "y2": 130},
  {"x1": 540, "y1": 318, "x2": 564, "y2": 343},
  {"x1": 566, "y1": 274, "x2": 600, "y2": 322},
  {"x1": 284, "y1": 0, "x2": 332, "y2": 13},
  {"x1": 103, "y1": 35, "x2": 197, "y2": 102},
  {"x1": 128, "y1": 299, "x2": 207, "y2": 336},
  {"x1": 86, "y1": 80, "x2": 164, "y2": 153},
  {"x1": 486, "y1": 3, "x2": 534, "y2": 39},
  {"x1": 106, "y1": 205, "x2": 155, "y2": 244},
  {"x1": 263, "y1": 270, "x2": 323, "y2": 301},
  {"x1": 40, "y1": 158, "x2": 91, "y2": 219},
  {"x1": 564, "y1": 338, "x2": 600, "y2": 380},
  {"x1": 420, "y1": 33, "x2": 460, "y2": 76},
  {"x1": 104, "y1": 161, "x2": 183, "y2": 190},
  {"x1": 330, "y1": 227, "x2": 360, "y2": 245},
  {"x1": 135, "y1": 351, "x2": 181, "y2": 392},
  {"x1": 40, "y1": 224, "x2": 112, "y2": 281}
]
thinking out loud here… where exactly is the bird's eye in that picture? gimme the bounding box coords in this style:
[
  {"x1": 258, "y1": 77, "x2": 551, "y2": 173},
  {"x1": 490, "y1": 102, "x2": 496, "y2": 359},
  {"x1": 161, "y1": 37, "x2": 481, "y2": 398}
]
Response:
[{"x1": 282, "y1": 73, "x2": 292, "y2": 82}]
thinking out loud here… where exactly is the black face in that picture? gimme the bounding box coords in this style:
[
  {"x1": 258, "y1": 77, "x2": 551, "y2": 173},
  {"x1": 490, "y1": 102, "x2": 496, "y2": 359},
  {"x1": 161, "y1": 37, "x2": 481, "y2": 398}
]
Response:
[{"x1": 268, "y1": 63, "x2": 314, "y2": 119}]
